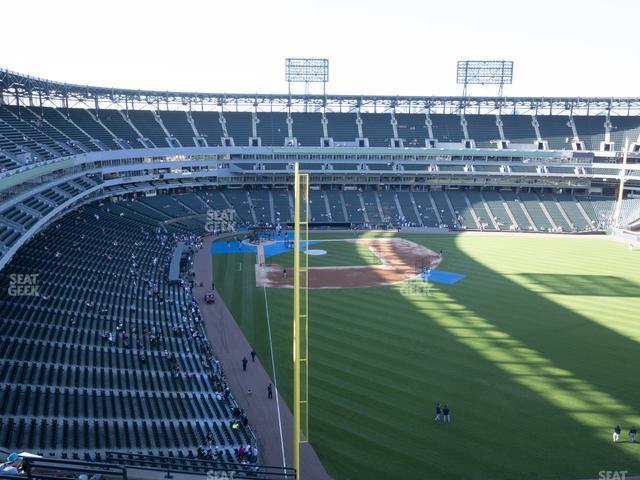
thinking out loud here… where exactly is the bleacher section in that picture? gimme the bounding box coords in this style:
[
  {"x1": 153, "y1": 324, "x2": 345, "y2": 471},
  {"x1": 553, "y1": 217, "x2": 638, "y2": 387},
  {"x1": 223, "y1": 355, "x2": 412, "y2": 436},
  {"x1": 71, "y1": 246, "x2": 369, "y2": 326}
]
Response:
[
  {"x1": 518, "y1": 192, "x2": 553, "y2": 231},
  {"x1": 272, "y1": 189, "x2": 292, "y2": 224},
  {"x1": 137, "y1": 195, "x2": 193, "y2": 218},
  {"x1": 127, "y1": 111, "x2": 168, "y2": 148},
  {"x1": 556, "y1": 193, "x2": 590, "y2": 231},
  {"x1": 325, "y1": 190, "x2": 346, "y2": 223},
  {"x1": 67, "y1": 109, "x2": 119, "y2": 150},
  {"x1": 396, "y1": 192, "x2": 420, "y2": 226},
  {"x1": 223, "y1": 113, "x2": 252, "y2": 147},
  {"x1": 221, "y1": 190, "x2": 253, "y2": 224},
  {"x1": 574, "y1": 116, "x2": 605, "y2": 151},
  {"x1": 249, "y1": 189, "x2": 273, "y2": 224},
  {"x1": 0, "y1": 107, "x2": 71, "y2": 160},
  {"x1": 191, "y1": 112, "x2": 224, "y2": 147},
  {"x1": 99, "y1": 110, "x2": 142, "y2": 148},
  {"x1": 499, "y1": 192, "x2": 534, "y2": 231},
  {"x1": 378, "y1": 190, "x2": 401, "y2": 224},
  {"x1": 481, "y1": 191, "x2": 515, "y2": 231},
  {"x1": 326, "y1": 113, "x2": 357, "y2": 143},
  {"x1": 431, "y1": 114, "x2": 464, "y2": 143},
  {"x1": 341, "y1": 190, "x2": 365, "y2": 223},
  {"x1": 361, "y1": 113, "x2": 393, "y2": 147},
  {"x1": 537, "y1": 115, "x2": 573, "y2": 150},
  {"x1": 538, "y1": 192, "x2": 572, "y2": 231},
  {"x1": 41, "y1": 108, "x2": 100, "y2": 152},
  {"x1": 257, "y1": 113, "x2": 288, "y2": 147},
  {"x1": 174, "y1": 193, "x2": 208, "y2": 214},
  {"x1": 430, "y1": 191, "x2": 455, "y2": 227},
  {"x1": 291, "y1": 113, "x2": 323, "y2": 146},
  {"x1": 465, "y1": 115, "x2": 499, "y2": 148},
  {"x1": 446, "y1": 190, "x2": 477, "y2": 229},
  {"x1": 395, "y1": 114, "x2": 428, "y2": 147},
  {"x1": 158, "y1": 111, "x2": 196, "y2": 147},
  {"x1": 19, "y1": 107, "x2": 85, "y2": 154},
  {"x1": 465, "y1": 190, "x2": 496, "y2": 230},
  {"x1": 0, "y1": 175, "x2": 101, "y2": 252},
  {"x1": 501, "y1": 115, "x2": 537, "y2": 145},
  {"x1": 412, "y1": 192, "x2": 440, "y2": 227},
  {"x1": 0, "y1": 204, "x2": 255, "y2": 460},
  {"x1": 309, "y1": 190, "x2": 328, "y2": 223},
  {"x1": 197, "y1": 191, "x2": 230, "y2": 214},
  {"x1": 361, "y1": 190, "x2": 382, "y2": 224}
]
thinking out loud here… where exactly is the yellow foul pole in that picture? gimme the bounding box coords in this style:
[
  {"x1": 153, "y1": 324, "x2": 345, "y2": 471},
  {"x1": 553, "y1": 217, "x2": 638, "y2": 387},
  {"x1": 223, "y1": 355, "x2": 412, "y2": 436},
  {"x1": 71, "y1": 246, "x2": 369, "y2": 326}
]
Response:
[
  {"x1": 293, "y1": 163, "x2": 301, "y2": 479},
  {"x1": 293, "y1": 162, "x2": 309, "y2": 480}
]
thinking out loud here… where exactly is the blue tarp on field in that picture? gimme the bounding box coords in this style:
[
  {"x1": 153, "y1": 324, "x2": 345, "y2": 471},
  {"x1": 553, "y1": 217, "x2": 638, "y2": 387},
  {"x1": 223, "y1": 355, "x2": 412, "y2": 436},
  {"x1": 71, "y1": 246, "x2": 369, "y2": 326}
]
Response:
[
  {"x1": 210, "y1": 239, "x2": 320, "y2": 257},
  {"x1": 422, "y1": 270, "x2": 465, "y2": 285}
]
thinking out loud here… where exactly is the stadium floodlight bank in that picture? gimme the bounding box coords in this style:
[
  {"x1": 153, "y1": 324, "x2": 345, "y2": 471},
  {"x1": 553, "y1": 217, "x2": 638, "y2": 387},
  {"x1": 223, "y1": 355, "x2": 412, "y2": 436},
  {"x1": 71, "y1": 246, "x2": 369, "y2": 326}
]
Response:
[
  {"x1": 285, "y1": 58, "x2": 329, "y2": 95},
  {"x1": 457, "y1": 60, "x2": 514, "y2": 96}
]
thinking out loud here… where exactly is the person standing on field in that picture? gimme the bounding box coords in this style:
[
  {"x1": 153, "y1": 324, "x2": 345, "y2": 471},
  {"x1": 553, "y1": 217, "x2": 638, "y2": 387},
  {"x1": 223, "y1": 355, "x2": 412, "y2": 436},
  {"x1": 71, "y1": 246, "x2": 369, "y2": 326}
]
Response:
[
  {"x1": 434, "y1": 402, "x2": 441, "y2": 422},
  {"x1": 443, "y1": 404, "x2": 451, "y2": 423},
  {"x1": 613, "y1": 425, "x2": 621, "y2": 442}
]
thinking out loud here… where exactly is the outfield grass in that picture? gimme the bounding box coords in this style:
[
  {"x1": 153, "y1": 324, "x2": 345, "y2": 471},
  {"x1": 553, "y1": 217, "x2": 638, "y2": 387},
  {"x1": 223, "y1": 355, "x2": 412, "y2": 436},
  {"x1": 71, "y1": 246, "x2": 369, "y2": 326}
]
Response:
[
  {"x1": 269, "y1": 240, "x2": 382, "y2": 268},
  {"x1": 213, "y1": 233, "x2": 640, "y2": 480}
]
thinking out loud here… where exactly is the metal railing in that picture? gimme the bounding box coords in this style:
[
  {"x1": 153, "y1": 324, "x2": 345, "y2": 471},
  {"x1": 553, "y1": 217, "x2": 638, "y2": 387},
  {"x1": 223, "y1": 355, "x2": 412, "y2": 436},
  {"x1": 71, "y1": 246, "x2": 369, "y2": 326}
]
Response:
[
  {"x1": 105, "y1": 452, "x2": 295, "y2": 480},
  {"x1": 0, "y1": 456, "x2": 127, "y2": 480}
]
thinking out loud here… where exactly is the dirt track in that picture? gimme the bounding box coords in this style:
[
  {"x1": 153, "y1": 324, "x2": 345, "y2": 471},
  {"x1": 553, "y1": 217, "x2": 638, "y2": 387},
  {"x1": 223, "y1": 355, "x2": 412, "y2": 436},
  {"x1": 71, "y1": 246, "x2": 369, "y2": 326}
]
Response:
[
  {"x1": 256, "y1": 237, "x2": 441, "y2": 289},
  {"x1": 193, "y1": 236, "x2": 331, "y2": 479}
]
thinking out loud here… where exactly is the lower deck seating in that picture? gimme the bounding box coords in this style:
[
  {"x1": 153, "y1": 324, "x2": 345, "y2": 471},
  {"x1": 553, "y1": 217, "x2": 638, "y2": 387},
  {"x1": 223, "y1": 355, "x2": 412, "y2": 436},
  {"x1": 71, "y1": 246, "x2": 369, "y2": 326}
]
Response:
[
  {"x1": 518, "y1": 192, "x2": 553, "y2": 231},
  {"x1": 481, "y1": 191, "x2": 515, "y2": 231},
  {"x1": 341, "y1": 190, "x2": 365, "y2": 223},
  {"x1": 411, "y1": 192, "x2": 440, "y2": 227},
  {"x1": 325, "y1": 190, "x2": 346, "y2": 223},
  {"x1": 446, "y1": 191, "x2": 477, "y2": 230}
]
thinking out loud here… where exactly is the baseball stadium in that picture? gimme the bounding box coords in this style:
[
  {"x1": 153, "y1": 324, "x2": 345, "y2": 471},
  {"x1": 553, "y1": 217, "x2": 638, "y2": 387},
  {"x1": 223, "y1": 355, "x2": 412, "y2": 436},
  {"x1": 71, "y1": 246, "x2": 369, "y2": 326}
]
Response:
[{"x1": 1, "y1": 10, "x2": 640, "y2": 480}]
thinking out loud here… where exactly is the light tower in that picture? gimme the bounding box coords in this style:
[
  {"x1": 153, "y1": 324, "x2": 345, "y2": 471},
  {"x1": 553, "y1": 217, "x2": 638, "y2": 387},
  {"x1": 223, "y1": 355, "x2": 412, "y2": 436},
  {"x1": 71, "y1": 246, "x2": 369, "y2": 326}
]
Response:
[
  {"x1": 456, "y1": 60, "x2": 514, "y2": 97},
  {"x1": 285, "y1": 58, "x2": 329, "y2": 96}
]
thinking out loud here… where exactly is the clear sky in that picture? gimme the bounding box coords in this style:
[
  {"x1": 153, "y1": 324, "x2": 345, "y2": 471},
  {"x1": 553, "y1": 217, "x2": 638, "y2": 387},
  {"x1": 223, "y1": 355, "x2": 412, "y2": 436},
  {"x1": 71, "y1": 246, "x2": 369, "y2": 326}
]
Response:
[{"x1": 2, "y1": 0, "x2": 638, "y2": 98}]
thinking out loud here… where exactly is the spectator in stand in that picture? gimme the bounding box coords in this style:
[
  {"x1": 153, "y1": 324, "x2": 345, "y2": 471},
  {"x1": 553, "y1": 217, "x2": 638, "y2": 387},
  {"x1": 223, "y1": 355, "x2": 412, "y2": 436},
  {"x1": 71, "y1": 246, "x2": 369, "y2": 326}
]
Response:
[{"x1": 0, "y1": 453, "x2": 23, "y2": 475}]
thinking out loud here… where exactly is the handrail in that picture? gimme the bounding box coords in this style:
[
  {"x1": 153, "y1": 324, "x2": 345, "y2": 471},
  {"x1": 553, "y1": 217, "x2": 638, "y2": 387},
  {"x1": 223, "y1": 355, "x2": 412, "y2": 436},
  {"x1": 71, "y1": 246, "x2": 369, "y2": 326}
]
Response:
[
  {"x1": 1, "y1": 456, "x2": 127, "y2": 480},
  {"x1": 105, "y1": 451, "x2": 295, "y2": 480}
]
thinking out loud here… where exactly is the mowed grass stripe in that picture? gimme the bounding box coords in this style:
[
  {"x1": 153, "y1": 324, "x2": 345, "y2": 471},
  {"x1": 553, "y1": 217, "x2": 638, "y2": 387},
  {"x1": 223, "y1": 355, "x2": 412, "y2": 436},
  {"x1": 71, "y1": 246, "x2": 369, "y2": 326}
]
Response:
[{"x1": 269, "y1": 240, "x2": 382, "y2": 268}]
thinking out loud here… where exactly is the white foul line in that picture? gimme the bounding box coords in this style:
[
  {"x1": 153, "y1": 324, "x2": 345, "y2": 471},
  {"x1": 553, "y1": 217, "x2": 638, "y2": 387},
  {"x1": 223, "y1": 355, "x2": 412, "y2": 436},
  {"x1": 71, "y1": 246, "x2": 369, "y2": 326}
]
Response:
[{"x1": 263, "y1": 286, "x2": 287, "y2": 469}]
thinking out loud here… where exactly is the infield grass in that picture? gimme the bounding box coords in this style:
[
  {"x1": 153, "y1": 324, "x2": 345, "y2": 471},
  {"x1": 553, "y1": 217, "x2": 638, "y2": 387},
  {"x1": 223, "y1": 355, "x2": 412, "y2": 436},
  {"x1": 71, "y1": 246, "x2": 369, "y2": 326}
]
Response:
[
  {"x1": 213, "y1": 233, "x2": 640, "y2": 480},
  {"x1": 268, "y1": 240, "x2": 382, "y2": 268}
]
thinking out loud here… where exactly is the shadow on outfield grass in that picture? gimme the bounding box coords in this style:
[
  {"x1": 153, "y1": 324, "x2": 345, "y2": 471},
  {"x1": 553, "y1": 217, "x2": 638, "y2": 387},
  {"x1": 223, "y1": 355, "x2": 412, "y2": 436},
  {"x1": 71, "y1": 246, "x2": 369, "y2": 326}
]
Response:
[
  {"x1": 517, "y1": 273, "x2": 640, "y2": 297},
  {"x1": 421, "y1": 234, "x2": 640, "y2": 411}
]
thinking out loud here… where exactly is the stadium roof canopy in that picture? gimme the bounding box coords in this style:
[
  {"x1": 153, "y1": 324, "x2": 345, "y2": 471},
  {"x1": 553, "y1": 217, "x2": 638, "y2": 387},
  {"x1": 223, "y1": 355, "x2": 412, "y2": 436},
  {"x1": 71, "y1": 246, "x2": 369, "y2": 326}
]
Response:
[{"x1": 2, "y1": 68, "x2": 640, "y2": 115}]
